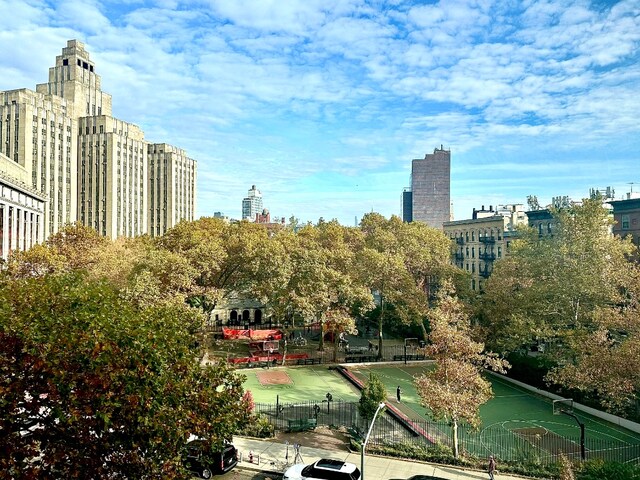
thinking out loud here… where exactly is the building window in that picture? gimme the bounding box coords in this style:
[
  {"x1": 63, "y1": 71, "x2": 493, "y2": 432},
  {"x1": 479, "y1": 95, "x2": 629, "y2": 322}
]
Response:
[{"x1": 622, "y1": 215, "x2": 630, "y2": 229}]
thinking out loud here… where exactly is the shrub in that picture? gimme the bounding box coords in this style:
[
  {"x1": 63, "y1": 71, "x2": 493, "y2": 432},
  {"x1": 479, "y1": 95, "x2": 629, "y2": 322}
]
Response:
[
  {"x1": 238, "y1": 414, "x2": 275, "y2": 438},
  {"x1": 576, "y1": 459, "x2": 640, "y2": 480}
]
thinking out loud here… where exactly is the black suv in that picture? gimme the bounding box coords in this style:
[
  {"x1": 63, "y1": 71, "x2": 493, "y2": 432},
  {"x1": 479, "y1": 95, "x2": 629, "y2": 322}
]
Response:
[{"x1": 184, "y1": 439, "x2": 238, "y2": 478}]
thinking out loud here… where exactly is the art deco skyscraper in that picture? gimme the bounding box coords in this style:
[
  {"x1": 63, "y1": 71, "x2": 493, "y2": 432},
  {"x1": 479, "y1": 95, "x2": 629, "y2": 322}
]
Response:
[
  {"x1": 36, "y1": 40, "x2": 113, "y2": 120},
  {"x1": 0, "y1": 88, "x2": 76, "y2": 239},
  {"x1": 148, "y1": 143, "x2": 196, "y2": 237}
]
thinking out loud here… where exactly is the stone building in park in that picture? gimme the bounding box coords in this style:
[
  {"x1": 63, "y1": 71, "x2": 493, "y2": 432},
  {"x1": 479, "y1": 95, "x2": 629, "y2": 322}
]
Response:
[{"x1": 209, "y1": 293, "x2": 269, "y2": 329}]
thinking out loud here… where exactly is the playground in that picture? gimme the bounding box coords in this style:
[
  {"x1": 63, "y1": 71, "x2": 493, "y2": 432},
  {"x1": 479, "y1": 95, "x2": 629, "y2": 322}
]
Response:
[{"x1": 240, "y1": 362, "x2": 640, "y2": 463}]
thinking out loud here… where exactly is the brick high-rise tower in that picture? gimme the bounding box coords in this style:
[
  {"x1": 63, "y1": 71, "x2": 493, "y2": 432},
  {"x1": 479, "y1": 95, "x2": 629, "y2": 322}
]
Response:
[{"x1": 410, "y1": 145, "x2": 450, "y2": 229}]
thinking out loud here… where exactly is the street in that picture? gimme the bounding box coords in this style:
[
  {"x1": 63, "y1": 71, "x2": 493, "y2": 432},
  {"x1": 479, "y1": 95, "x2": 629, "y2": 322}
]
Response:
[{"x1": 203, "y1": 466, "x2": 282, "y2": 480}]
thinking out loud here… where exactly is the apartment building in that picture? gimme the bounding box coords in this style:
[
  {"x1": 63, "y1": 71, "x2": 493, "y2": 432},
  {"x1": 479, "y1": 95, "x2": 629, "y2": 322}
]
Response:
[
  {"x1": 610, "y1": 195, "x2": 640, "y2": 248},
  {"x1": 242, "y1": 185, "x2": 263, "y2": 221},
  {"x1": 443, "y1": 204, "x2": 527, "y2": 291}
]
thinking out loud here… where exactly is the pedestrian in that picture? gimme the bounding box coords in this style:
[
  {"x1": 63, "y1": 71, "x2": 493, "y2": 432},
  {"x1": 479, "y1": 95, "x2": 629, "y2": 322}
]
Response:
[
  {"x1": 396, "y1": 385, "x2": 401, "y2": 403},
  {"x1": 488, "y1": 455, "x2": 496, "y2": 480}
]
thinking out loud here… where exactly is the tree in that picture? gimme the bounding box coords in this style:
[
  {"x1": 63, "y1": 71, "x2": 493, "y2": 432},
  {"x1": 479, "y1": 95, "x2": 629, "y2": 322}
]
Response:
[
  {"x1": 527, "y1": 195, "x2": 541, "y2": 211},
  {"x1": 358, "y1": 373, "x2": 387, "y2": 426},
  {"x1": 262, "y1": 222, "x2": 373, "y2": 351},
  {"x1": 414, "y1": 282, "x2": 508, "y2": 458},
  {"x1": 358, "y1": 213, "x2": 452, "y2": 357},
  {"x1": 5, "y1": 223, "x2": 113, "y2": 279},
  {"x1": 324, "y1": 307, "x2": 358, "y2": 361},
  {"x1": 0, "y1": 273, "x2": 250, "y2": 479},
  {"x1": 158, "y1": 218, "x2": 281, "y2": 319},
  {"x1": 479, "y1": 198, "x2": 640, "y2": 414}
]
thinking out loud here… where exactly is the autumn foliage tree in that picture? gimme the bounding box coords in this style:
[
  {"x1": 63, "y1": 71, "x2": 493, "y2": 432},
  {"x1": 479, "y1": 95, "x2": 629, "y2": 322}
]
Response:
[
  {"x1": 414, "y1": 282, "x2": 509, "y2": 457},
  {"x1": 480, "y1": 198, "x2": 640, "y2": 415},
  {"x1": 358, "y1": 213, "x2": 453, "y2": 357},
  {"x1": 0, "y1": 273, "x2": 250, "y2": 479}
]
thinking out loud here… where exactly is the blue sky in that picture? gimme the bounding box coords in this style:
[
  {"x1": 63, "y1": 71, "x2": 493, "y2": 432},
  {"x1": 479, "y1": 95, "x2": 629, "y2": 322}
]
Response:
[{"x1": 1, "y1": 0, "x2": 639, "y2": 225}]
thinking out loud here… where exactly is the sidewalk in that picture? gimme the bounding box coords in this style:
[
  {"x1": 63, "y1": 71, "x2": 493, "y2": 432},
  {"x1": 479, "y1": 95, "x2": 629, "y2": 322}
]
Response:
[{"x1": 233, "y1": 436, "x2": 536, "y2": 480}]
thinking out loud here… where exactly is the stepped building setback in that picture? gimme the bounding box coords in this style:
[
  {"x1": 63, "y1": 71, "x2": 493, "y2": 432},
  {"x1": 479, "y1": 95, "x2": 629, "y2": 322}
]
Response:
[
  {"x1": 0, "y1": 39, "x2": 197, "y2": 258},
  {"x1": 242, "y1": 185, "x2": 263, "y2": 221},
  {"x1": 402, "y1": 145, "x2": 451, "y2": 229}
]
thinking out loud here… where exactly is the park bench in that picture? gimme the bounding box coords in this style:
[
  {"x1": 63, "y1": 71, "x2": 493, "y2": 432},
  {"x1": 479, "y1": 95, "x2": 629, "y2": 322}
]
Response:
[
  {"x1": 345, "y1": 355, "x2": 378, "y2": 363},
  {"x1": 393, "y1": 354, "x2": 426, "y2": 362},
  {"x1": 287, "y1": 418, "x2": 317, "y2": 432},
  {"x1": 296, "y1": 358, "x2": 322, "y2": 365}
]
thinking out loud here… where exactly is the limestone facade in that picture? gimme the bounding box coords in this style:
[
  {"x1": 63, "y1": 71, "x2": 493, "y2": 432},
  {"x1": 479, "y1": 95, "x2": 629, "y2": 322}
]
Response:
[
  {"x1": 444, "y1": 204, "x2": 527, "y2": 291},
  {"x1": 0, "y1": 89, "x2": 76, "y2": 238},
  {"x1": 78, "y1": 116, "x2": 147, "y2": 238},
  {"x1": 0, "y1": 153, "x2": 46, "y2": 259},
  {"x1": 0, "y1": 39, "x2": 197, "y2": 242},
  {"x1": 147, "y1": 143, "x2": 196, "y2": 237}
]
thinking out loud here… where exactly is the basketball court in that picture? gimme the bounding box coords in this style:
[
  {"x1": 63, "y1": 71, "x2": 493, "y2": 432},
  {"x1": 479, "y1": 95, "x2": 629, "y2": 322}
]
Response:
[{"x1": 240, "y1": 362, "x2": 640, "y2": 462}]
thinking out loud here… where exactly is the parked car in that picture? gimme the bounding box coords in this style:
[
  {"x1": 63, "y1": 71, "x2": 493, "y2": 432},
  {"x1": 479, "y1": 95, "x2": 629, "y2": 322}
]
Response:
[
  {"x1": 183, "y1": 439, "x2": 238, "y2": 478},
  {"x1": 284, "y1": 458, "x2": 361, "y2": 480}
]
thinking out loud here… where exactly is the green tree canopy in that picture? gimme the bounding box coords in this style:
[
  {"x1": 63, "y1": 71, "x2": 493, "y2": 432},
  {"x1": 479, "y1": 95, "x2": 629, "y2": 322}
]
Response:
[
  {"x1": 357, "y1": 213, "x2": 453, "y2": 355},
  {"x1": 479, "y1": 198, "x2": 640, "y2": 414},
  {"x1": 358, "y1": 373, "x2": 387, "y2": 424},
  {"x1": 0, "y1": 273, "x2": 250, "y2": 479}
]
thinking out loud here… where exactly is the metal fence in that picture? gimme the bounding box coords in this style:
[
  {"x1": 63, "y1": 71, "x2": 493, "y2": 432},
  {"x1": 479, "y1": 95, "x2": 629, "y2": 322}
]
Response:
[
  {"x1": 253, "y1": 400, "x2": 640, "y2": 466},
  {"x1": 254, "y1": 399, "x2": 357, "y2": 432},
  {"x1": 266, "y1": 344, "x2": 426, "y2": 365}
]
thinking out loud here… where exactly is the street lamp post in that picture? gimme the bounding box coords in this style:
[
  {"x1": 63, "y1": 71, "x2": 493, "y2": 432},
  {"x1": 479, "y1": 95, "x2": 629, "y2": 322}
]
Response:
[
  {"x1": 361, "y1": 402, "x2": 385, "y2": 480},
  {"x1": 404, "y1": 338, "x2": 417, "y2": 365}
]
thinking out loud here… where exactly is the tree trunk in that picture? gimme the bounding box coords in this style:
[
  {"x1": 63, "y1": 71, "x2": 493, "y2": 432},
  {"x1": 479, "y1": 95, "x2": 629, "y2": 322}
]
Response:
[
  {"x1": 452, "y1": 419, "x2": 459, "y2": 458},
  {"x1": 318, "y1": 312, "x2": 325, "y2": 351},
  {"x1": 420, "y1": 321, "x2": 428, "y2": 343},
  {"x1": 378, "y1": 297, "x2": 384, "y2": 359}
]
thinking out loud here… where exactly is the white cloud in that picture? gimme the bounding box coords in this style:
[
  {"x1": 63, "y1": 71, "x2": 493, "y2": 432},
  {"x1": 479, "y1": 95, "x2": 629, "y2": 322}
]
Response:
[{"x1": 0, "y1": 0, "x2": 638, "y2": 224}]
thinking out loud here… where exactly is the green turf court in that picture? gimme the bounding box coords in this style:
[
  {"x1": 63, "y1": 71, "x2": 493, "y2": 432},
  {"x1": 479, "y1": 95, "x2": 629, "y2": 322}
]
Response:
[
  {"x1": 348, "y1": 364, "x2": 640, "y2": 444},
  {"x1": 241, "y1": 362, "x2": 640, "y2": 461},
  {"x1": 240, "y1": 365, "x2": 361, "y2": 404}
]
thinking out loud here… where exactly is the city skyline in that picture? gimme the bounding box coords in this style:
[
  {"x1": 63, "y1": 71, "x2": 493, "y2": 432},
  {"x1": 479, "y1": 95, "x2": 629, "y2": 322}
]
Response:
[{"x1": 2, "y1": 0, "x2": 638, "y2": 225}]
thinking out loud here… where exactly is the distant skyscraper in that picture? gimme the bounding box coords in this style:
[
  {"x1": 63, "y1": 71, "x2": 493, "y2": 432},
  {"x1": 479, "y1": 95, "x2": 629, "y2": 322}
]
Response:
[
  {"x1": 401, "y1": 187, "x2": 413, "y2": 223},
  {"x1": 406, "y1": 145, "x2": 450, "y2": 229},
  {"x1": 242, "y1": 185, "x2": 263, "y2": 221}
]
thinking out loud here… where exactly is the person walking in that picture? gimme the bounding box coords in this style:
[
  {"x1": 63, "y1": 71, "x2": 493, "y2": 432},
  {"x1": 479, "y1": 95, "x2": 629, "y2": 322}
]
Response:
[
  {"x1": 396, "y1": 386, "x2": 402, "y2": 403},
  {"x1": 488, "y1": 455, "x2": 497, "y2": 480}
]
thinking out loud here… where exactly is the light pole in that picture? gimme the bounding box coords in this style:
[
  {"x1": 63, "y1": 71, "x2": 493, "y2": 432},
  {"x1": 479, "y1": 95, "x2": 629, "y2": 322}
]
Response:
[
  {"x1": 361, "y1": 402, "x2": 385, "y2": 480},
  {"x1": 404, "y1": 338, "x2": 417, "y2": 365}
]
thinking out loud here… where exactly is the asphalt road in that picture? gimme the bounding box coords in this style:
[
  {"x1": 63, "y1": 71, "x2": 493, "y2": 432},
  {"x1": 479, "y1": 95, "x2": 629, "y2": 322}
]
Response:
[{"x1": 202, "y1": 466, "x2": 283, "y2": 480}]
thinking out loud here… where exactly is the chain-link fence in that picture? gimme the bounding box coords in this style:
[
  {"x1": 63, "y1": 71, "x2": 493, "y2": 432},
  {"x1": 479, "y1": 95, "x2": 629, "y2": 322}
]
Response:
[{"x1": 253, "y1": 400, "x2": 640, "y2": 466}]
